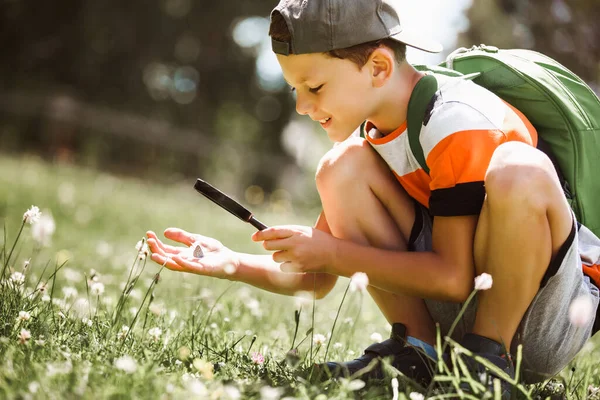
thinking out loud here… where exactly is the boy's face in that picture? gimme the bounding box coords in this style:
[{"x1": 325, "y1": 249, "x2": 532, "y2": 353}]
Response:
[{"x1": 276, "y1": 52, "x2": 377, "y2": 142}]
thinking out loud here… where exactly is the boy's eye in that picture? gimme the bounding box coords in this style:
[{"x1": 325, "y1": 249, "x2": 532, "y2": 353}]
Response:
[{"x1": 309, "y1": 84, "x2": 324, "y2": 94}]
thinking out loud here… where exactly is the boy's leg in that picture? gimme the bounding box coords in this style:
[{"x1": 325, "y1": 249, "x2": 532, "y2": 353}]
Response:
[
  {"x1": 316, "y1": 137, "x2": 435, "y2": 344},
  {"x1": 471, "y1": 141, "x2": 574, "y2": 351}
]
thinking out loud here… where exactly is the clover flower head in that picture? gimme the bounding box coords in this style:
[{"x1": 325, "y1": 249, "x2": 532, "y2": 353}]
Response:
[
  {"x1": 118, "y1": 325, "x2": 130, "y2": 340},
  {"x1": 23, "y1": 206, "x2": 41, "y2": 224},
  {"x1": 114, "y1": 355, "x2": 138, "y2": 374},
  {"x1": 18, "y1": 328, "x2": 31, "y2": 344},
  {"x1": 474, "y1": 273, "x2": 493, "y2": 291},
  {"x1": 17, "y1": 311, "x2": 31, "y2": 322},
  {"x1": 350, "y1": 272, "x2": 369, "y2": 292},
  {"x1": 148, "y1": 327, "x2": 162, "y2": 342},
  {"x1": 251, "y1": 352, "x2": 265, "y2": 365},
  {"x1": 313, "y1": 334, "x2": 326, "y2": 346}
]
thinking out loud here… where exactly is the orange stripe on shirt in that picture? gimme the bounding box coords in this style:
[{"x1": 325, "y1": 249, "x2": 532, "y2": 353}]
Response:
[
  {"x1": 583, "y1": 263, "x2": 600, "y2": 287},
  {"x1": 394, "y1": 169, "x2": 431, "y2": 207}
]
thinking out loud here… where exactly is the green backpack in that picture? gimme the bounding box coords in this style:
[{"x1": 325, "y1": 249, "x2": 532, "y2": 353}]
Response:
[{"x1": 408, "y1": 45, "x2": 600, "y2": 237}]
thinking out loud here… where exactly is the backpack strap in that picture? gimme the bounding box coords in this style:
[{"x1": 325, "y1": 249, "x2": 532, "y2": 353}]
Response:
[
  {"x1": 406, "y1": 72, "x2": 481, "y2": 175},
  {"x1": 406, "y1": 74, "x2": 439, "y2": 175}
]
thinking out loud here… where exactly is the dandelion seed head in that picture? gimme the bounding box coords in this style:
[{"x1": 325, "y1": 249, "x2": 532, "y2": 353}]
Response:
[
  {"x1": 333, "y1": 342, "x2": 343, "y2": 350},
  {"x1": 41, "y1": 294, "x2": 51, "y2": 302},
  {"x1": 474, "y1": 273, "x2": 493, "y2": 291},
  {"x1": 62, "y1": 286, "x2": 78, "y2": 299},
  {"x1": 23, "y1": 206, "x2": 41, "y2": 224},
  {"x1": 90, "y1": 282, "x2": 105, "y2": 296},
  {"x1": 350, "y1": 272, "x2": 369, "y2": 292}
]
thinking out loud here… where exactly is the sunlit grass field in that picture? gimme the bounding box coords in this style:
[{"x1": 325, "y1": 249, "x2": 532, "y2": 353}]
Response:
[{"x1": 0, "y1": 154, "x2": 599, "y2": 399}]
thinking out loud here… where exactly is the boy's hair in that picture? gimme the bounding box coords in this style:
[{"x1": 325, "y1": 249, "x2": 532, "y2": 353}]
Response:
[{"x1": 269, "y1": 11, "x2": 406, "y2": 68}]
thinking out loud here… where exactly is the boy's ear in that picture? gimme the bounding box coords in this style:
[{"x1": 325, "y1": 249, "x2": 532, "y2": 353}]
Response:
[{"x1": 368, "y1": 48, "x2": 395, "y2": 88}]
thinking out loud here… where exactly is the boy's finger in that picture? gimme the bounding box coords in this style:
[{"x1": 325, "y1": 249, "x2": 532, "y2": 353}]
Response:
[
  {"x1": 150, "y1": 253, "x2": 182, "y2": 271},
  {"x1": 252, "y1": 227, "x2": 294, "y2": 242},
  {"x1": 163, "y1": 228, "x2": 196, "y2": 246},
  {"x1": 262, "y1": 238, "x2": 290, "y2": 251},
  {"x1": 172, "y1": 255, "x2": 211, "y2": 275},
  {"x1": 280, "y1": 261, "x2": 302, "y2": 273},
  {"x1": 147, "y1": 238, "x2": 180, "y2": 256}
]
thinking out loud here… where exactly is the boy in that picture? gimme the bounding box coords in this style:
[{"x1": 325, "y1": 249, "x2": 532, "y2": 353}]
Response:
[{"x1": 147, "y1": 0, "x2": 600, "y2": 392}]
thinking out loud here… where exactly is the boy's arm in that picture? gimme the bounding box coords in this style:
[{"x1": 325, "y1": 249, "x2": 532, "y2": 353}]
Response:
[
  {"x1": 326, "y1": 214, "x2": 478, "y2": 302},
  {"x1": 255, "y1": 214, "x2": 478, "y2": 302},
  {"x1": 147, "y1": 211, "x2": 338, "y2": 299}
]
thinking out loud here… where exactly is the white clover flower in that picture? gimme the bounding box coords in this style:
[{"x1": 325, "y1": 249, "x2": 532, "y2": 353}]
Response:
[
  {"x1": 136, "y1": 240, "x2": 150, "y2": 260},
  {"x1": 114, "y1": 355, "x2": 137, "y2": 374},
  {"x1": 370, "y1": 332, "x2": 383, "y2": 342},
  {"x1": 148, "y1": 327, "x2": 162, "y2": 342},
  {"x1": 17, "y1": 311, "x2": 31, "y2": 322},
  {"x1": 391, "y1": 378, "x2": 399, "y2": 400},
  {"x1": 313, "y1": 334, "x2": 327, "y2": 346},
  {"x1": 350, "y1": 272, "x2": 369, "y2": 292},
  {"x1": 569, "y1": 294, "x2": 594, "y2": 327},
  {"x1": 10, "y1": 271, "x2": 25, "y2": 286},
  {"x1": 333, "y1": 342, "x2": 343, "y2": 350},
  {"x1": 23, "y1": 206, "x2": 41, "y2": 225},
  {"x1": 82, "y1": 318, "x2": 93, "y2": 327},
  {"x1": 118, "y1": 325, "x2": 130, "y2": 340},
  {"x1": 18, "y1": 328, "x2": 31, "y2": 344},
  {"x1": 90, "y1": 282, "x2": 105, "y2": 296},
  {"x1": 31, "y1": 213, "x2": 56, "y2": 247},
  {"x1": 409, "y1": 392, "x2": 425, "y2": 400},
  {"x1": 474, "y1": 273, "x2": 493, "y2": 291}
]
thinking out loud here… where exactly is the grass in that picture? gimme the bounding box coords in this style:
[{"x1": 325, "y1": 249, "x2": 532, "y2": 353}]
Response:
[{"x1": 0, "y1": 154, "x2": 599, "y2": 399}]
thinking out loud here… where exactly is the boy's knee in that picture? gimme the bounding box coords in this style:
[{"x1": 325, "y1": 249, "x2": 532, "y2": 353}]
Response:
[
  {"x1": 316, "y1": 137, "x2": 375, "y2": 191},
  {"x1": 485, "y1": 142, "x2": 557, "y2": 211}
]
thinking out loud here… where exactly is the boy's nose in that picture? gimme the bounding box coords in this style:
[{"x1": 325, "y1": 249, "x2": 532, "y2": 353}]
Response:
[{"x1": 295, "y1": 94, "x2": 314, "y2": 116}]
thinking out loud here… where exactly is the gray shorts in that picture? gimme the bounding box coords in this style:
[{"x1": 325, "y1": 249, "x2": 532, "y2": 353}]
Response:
[{"x1": 409, "y1": 203, "x2": 600, "y2": 383}]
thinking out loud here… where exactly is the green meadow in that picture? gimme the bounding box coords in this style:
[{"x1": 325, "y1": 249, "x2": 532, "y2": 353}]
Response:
[{"x1": 0, "y1": 155, "x2": 598, "y2": 399}]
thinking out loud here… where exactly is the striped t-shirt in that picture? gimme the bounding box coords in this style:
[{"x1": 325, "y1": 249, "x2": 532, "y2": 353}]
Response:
[{"x1": 362, "y1": 75, "x2": 537, "y2": 217}]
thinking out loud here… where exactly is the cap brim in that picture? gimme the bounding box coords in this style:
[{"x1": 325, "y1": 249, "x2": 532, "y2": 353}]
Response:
[{"x1": 390, "y1": 31, "x2": 443, "y2": 54}]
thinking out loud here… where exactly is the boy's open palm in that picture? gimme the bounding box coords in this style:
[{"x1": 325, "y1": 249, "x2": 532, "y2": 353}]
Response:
[{"x1": 146, "y1": 229, "x2": 236, "y2": 279}]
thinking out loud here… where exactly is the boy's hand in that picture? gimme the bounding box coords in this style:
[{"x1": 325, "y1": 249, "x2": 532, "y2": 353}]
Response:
[
  {"x1": 146, "y1": 229, "x2": 237, "y2": 279},
  {"x1": 252, "y1": 225, "x2": 336, "y2": 274}
]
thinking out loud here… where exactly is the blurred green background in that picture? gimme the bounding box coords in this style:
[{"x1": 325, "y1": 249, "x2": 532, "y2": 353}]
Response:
[{"x1": 0, "y1": 0, "x2": 598, "y2": 210}]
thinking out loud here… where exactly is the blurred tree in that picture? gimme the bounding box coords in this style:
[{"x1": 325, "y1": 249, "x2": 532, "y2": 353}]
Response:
[
  {"x1": 458, "y1": 0, "x2": 600, "y2": 90},
  {"x1": 0, "y1": 0, "x2": 295, "y2": 193}
]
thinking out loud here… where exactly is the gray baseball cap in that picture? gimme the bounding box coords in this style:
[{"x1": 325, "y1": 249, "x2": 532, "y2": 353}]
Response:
[{"x1": 271, "y1": 0, "x2": 443, "y2": 56}]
